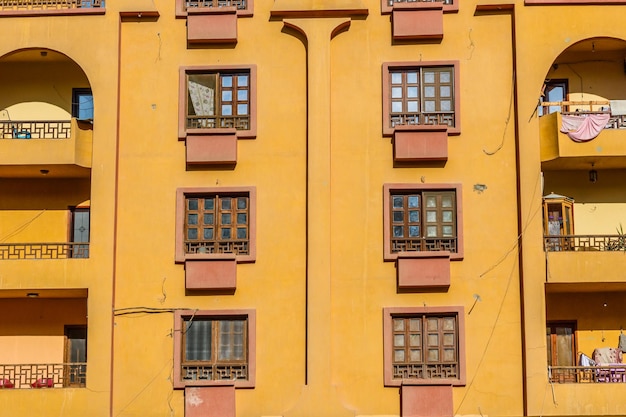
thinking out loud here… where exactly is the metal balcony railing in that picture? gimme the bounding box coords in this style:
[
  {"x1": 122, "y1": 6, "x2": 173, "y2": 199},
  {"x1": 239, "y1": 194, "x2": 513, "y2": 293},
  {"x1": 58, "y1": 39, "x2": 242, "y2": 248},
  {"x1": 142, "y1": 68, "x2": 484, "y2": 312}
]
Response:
[
  {"x1": 0, "y1": 243, "x2": 89, "y2": 260},
  {"x1": 0, "y1": 0, "x2": 102, "y2": 10},
  {"x1": 0, "y1": 363, "x2": 86, "y2": 389},
  {"x1": 549, "y1": 365, "x2": 626, "y2": 383},
  {"x1": 544, "y1": 235, "x2": 626, "y2": 252},
  {"x1": 0, "y1": 121, "x2": 72, "y2": 139}
]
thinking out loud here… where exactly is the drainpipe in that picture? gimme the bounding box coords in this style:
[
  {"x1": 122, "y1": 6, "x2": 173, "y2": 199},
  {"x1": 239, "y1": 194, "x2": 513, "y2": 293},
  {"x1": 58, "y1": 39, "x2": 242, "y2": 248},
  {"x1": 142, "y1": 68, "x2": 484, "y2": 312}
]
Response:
[{"x1": 474, "y1": 5, "x2": 527, "y2": 416}]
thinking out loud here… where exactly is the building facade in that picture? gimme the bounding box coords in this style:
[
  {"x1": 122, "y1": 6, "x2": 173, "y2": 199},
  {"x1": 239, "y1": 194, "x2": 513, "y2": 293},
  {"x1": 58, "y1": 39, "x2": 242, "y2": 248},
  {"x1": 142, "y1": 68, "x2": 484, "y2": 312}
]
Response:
[{"x1": 0, "y1": 0, "x2": 624, "y2": 416}]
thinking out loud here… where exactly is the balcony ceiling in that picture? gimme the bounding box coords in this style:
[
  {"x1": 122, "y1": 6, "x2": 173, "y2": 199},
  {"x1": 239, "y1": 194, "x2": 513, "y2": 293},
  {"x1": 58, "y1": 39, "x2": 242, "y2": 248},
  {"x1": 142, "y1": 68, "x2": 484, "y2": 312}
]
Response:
[
  {"x1": 556, "y1": 37, "x2": 626, "y2": 64},
  {"x1": 0, "y1": 164, "x2": 91, "y2": 178},
  {"x1": 0, "y1": 288, "x2": 87, "y2": 298},
  {"x1": 546, "y1": 282, "x2": 626, "y2": 293},
  {"x1": 1, "y1": 49, "x2": 70, "y2": 63},
  {"x1": 542, "y1": 156, "x2": 626, "y2": 171}
]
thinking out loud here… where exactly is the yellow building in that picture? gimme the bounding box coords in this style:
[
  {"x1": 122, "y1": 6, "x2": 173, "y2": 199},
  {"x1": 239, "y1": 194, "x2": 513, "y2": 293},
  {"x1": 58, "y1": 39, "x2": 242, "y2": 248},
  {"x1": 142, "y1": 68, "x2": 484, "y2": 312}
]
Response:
[{"x1": 0, "y1": 0, "x2": 625, "y2": 416}]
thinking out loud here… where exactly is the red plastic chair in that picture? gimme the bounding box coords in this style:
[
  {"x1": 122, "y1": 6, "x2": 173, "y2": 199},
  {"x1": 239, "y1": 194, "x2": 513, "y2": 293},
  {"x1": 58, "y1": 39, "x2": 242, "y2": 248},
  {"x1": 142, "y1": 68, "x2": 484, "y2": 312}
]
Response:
[
  {"x1": 0, "y1": 379, "x2": 14, "y2": 389},
  {"x1": 31, "y1": 378, "x2": 54, "y2": 388}
]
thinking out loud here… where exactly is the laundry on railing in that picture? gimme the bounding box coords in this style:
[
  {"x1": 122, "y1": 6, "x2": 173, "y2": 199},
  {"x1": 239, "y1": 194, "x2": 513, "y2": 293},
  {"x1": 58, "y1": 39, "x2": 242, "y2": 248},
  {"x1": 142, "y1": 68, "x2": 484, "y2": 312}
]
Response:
[
  {"x1": 610, "y1": 100, "x2": 626, "y2": 116},
  {"x1": 560, "y1": 113, "x2": 611, "y2": 142}
]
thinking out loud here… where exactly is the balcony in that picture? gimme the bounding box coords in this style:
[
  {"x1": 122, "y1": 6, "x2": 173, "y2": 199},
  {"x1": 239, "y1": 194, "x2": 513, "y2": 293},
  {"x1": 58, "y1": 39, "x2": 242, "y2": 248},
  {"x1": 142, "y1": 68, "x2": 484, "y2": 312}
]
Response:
[
  {"x1": 0, "y1": 242, "x2": 89, "y2": 260},
  {"x1": 0, "y1": 118, "x2": 92, "y2": 178},
  {"x1": 540, "y1": 106, "x2": 626, "y2": 170},
  {"x1": 549, "y1": 365, "x2": 626, "y2": 384},
  {"x1": 0, "y1": 293, "x2": 87, "y2": 389}
]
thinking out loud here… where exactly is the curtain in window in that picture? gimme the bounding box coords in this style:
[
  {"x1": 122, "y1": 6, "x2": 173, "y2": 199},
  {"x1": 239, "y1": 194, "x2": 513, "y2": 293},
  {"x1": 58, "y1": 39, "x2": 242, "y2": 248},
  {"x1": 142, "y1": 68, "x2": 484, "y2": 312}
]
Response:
[
  {"x1": 188, "y1": 81, "x2": 215, "y2": 117},
  {"x1": 185, "y1": 320, "x2": 212, "y2": 361}
]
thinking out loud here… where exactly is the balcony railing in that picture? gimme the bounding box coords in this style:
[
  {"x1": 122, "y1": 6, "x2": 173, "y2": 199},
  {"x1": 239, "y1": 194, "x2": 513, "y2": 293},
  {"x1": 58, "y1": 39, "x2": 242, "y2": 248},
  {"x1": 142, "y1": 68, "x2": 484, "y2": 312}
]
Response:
[
  {"x1": 541, "y1": 100, "x2": 626, "y2": 130},
  {"x1": 0, "y1": 243, "x2": 89, "y2": 260},
  {"x1": 549, "y1": 365, "x2": 626, "y2": 383},
  {"x1": 388, "y1": 0, "x2": 453, "y2": 6},
  {"x1": 185, "y1": 0, "x2": 247, "y2": 9},
  {"x1": 544, "y1": 235, "x2": 626, "y2": 252},
  {"x1": 182, "y1": 363, "x2": 248, "y2": 381},
  {"x1": 0, "y1": 121, "x2": 71, "y2": 139},
  {"x1": 187, "y1": 115, "x2": 249, "y2": 131},
  {"x1": 0, "y1": 0, "x2": 102, "y2": 10},
  {"x1": 185, "y1": 240, "x2": 248, "y2": 256},
  {"x1": 392, "y1": 237, "x2": 457, "y2": 253},
  {"x1": 390, "y1": 112, "x2": 455, "y2": 129},
  {"x1": 0, "y1": 363, "x2": 86, "y2": 389}
]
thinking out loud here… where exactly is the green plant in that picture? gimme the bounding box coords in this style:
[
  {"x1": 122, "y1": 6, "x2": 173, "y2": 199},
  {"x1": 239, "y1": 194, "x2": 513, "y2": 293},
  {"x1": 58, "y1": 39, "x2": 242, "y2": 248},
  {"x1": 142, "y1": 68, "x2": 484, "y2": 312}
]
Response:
[{"x1": 607, "y1": 223, "x2": 626, "y2": 251}]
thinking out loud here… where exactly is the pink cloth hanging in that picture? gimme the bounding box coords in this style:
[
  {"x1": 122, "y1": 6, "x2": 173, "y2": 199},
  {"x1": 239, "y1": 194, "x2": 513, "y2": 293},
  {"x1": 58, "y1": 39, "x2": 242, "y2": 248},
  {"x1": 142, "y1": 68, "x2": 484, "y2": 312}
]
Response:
[{"x1": 560, "y1": 113, "x2": 610, "y2": 142}]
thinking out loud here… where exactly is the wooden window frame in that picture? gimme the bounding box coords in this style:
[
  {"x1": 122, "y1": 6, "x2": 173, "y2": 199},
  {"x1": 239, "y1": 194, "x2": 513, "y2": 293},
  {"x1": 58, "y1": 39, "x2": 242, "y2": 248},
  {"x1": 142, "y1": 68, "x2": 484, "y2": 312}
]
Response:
[
  {"x1": 382, "y1": 61, "x2": 460, "y2": 137},
  {"x1": 179, "y1": 65, "x2": 257, "y2": 139},
  {"x1": 173, "y1": 309, "x2": 256, "y2": 389},
  {"x1": 546, "y1": 321, "x2": 577, "y2": 383},
  {"x1": 384, "y1": 306, "x2": 465, "y2": 387},
  {"x1": 383, "y1": 183, "x2": 463, "y2": 261},
  {"x1": 175, "y1": 187, "x2": 256, "y2": 263},
  {"x1": 381, "y1": 0, "x2": 458, "y2": 14}
]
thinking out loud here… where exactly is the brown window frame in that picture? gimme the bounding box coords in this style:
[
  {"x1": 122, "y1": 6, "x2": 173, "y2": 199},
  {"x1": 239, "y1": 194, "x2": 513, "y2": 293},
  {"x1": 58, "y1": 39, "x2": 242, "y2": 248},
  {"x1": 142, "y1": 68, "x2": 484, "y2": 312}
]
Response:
[
  {"x1": 383, "y1": 183, "x2": 463, "y2": 261},
  {"x1": 381, "y1": 0, "x2": 458, "y2": 14},
  {"x1": 382, "y1": 61, "x2": 460, "y2": 137},
  {"x1": 173, "y1": 309, "x2": 256, "y2": 389},
  {"x1": 384, "y1": 306, "x2": 465, "y2": 387},
  {"x1": 179, "y1": 65, "x2": 257, "y2": 140},
  {"x1": 175, "y1": 0, "x2": 253, "y2": 17},
  {"x1": 175, "y1": 187, "x2": 256, "y2": 263}
]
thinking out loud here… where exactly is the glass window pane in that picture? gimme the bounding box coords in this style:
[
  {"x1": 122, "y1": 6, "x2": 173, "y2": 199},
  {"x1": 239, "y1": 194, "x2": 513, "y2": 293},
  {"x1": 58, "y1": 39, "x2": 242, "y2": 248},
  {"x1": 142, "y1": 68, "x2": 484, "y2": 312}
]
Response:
[
  {"x1": 443, "y1": 317, "x2": 455, "y2": 331},
  {"x1": 222, "y1": 213, "x2": 232, "y2": 225},
  {"x1": 406, "y1": 72, "x2": 418, "y2": 84},
  {"x1": 441, "y1": 195, "x2": 452, "y2": 207},
  {"x1": 222, "y1": 105, "x2": 233, "y2": 116},
  {"x1": 394, "y1": 350, "x2": 405, "y2": 362},
  {"x1": 237, "y1": 104, "x2": 248, "y2": 115},
  {"x1": 442, "y1": 226, "x2": 453, "y2": 237},
  {"x1": 204, "y1": 228, "x2": 214, "y2": 239},
  {"x1": 409, "y1": 334, "x2": 421, "y2": 347},
  {"x1": 392, "y1": 196, "x2": 404, "y2": 208},
  {"x1": 427, "y1": 318, "x2": 439, "y2": 331},
  {"x1": 407, "y1": 101, "x2": 418, "y2": 112},
  {"x1": 425, "y1": 100, "x2": 435, "y2": 112},
  {"x1": 394, "y1": 334, "x2": 405, "y2": 347},
  {"x1": 238, "y1": 90, "x2": 248, "y2": 101},
  {"x1": 443, "y1": 333, "x2": 455, "y2": 346},
  {"x1": 424, "y1": 86, "x2": 435, "y2": 98},
  {"x1": 428, "y1": 334, "x2": 439, "y2": 347},
  {"x1": 426, "y1": 196, "x2": 437, "y2": 208},
  {"x1": 187, "y1": 228, "x2": 198, "y2": 240},
  {"x1": 440, "y1": 71, "x2": 451, "y2": 83},
  {"x1": 428, "y1": 348, "x2": 439, "y2": 361},
  {"x1": 409, "y1": 226, "x2": 420, "y2": 237},
  {"x1": 204, "y1": 198, "x2": 214, "y2": 210},
  {"x1": 443, "y1": 348, "x2": 456, "y2": 362},
  {"x1": 222, "y1": 198, "x2": 232, "y2": 210},
  {"x1": 204, "y1": 214, "x2": 214, "y2": 225},
  {"x1": 237, "y1": 213, "x2": 247, "y2": 224},
  {"x1": 391, "y1": 72, "x2": 402, "y2": 84},
  {"x1": 393, "y1": 211, "x2": 404, "y2": 222},
  {"x1": 440, "y1": 86, "x2": 451, "y2": 98},
  {"x1": 427, "y1": 226, "x2": 438, "y2": 237},
  {"x1": 407, "y1": 87, "x2": 419, "y2": 98},
  {"x1": 409, "y1": 318, "x2": 421, "y2": 331},
  {"x1": 237, "y1": 198, "x2": 247, "y2": 209},
  {"x1": 188, "y1": 214, "x2": 198, "y2": 225},
  {"x1": 222, "y1": 75, "x2": 233, "y2": 87},
  {"x1": 393, "y1": 226, "x2": 404, "y2": 237},
  {"x1": 391, "y1": 87, "x2": 403, "y2": 98},
  {"x1": 221, "y1": 228, "x2": 232, "y2": 239},
  {"x1": 222, "y1": 91, "x2": 232, "y2": 101},
  {"x1": 426, "y1": 211, "x2": 437, "y2": 223},
  {"x1": 410, "y1": 349, "x2": 421, "y2": 362},
  {"x1": 392, "y1": 101, "x2": 403, "y2": 113},
  {"x1": 442, "y1": 211, "x2": 453, "y2": 222},
  {"x1": 237, "y1": 228, "x2": 247, "y2": 239},
  {"x1": 441, "y1": 100, "x2": 451, "y2": 111},
  {"x1": 423, "y1": 71, "x2": 435, "y2": 84},
  {"x1": 185, "y1": 319, "x2": 211, "y2": 361},
  {"x1": 394, "y1": 319, "x2": 405, "y2": 331},
  {"x1": 188, "y1": 199, "x2": 198, "y2": 210},
  {"x1": 408, "y1": 195, "x2": 419, "y2": 208},
  {"x1": 409, "y1": 210, "x2": 419, "y2": 223},
  {"x1": 238, "y1": 75, "x2": 248, "y2": 86}
]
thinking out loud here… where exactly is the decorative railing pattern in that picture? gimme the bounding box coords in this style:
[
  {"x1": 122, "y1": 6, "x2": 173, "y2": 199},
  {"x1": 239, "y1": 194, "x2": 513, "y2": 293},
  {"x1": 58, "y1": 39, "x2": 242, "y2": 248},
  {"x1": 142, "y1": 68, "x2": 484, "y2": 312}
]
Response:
[
  {"x1": 0, "y1": 121, "x2": 71, "y2": 139},
  {"x1": 0, "y1": 0, "x2": 101, "y2": 10},
  {"x1": 185, "y1": 240, "x2": 248, "y2": 256},
  {"x1": 541, "y1": 100, "x2": 626, "y2": 129},
  {"x1": 392, "y1": 237, "x2": 457, "y2": 253},
  {"x1": 390, "y1": 112, "x2": 455, "y2": 129},
  {"x1": 388, "y1": 0, "x2": 453, "y2": 5},
  {"x1": 182, "y1": 364, "x2": 248, "y2": 381},
  {"x1": 549, "y1": 365, "x2": 626, "y2": 383},
  {"x1": 187, "y1": 115, "x2": 249, "y2": 131},
  {"x1": 0, "y1": 363, "x2": 86, "y2": 389},
  {"x1": 185, "y1": 0, "x2": 247, "y2": 9},
  {"x1": 544, "y1": 235, "x2": 626, "y2": 252},
  {"x1": 393, "y1": 363, "x2": 458, "y2": 380},
  {"x1": 0, "y1": 243, "x2": 89, "y2": 259}
]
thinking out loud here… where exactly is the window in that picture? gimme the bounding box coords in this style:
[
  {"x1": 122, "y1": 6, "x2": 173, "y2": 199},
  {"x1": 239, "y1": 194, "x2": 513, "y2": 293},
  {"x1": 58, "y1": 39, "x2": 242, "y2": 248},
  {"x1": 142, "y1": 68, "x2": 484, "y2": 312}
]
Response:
[
  {"x1": 384, "y1": 307, "x2": 465, "y2": 386},
  {"x1": 69, "y1": 206, "x2": 90, "y2": 259},
  {"x1": 179, "y1": 66, "x2": 257, "y2": 138},
  {"x1": 72, "y1": 89, "x2": 94, "y2": 120},
  {"x1": 382, "y1": 62, "x2": 460, "y2": 136},
  {"x1": 539, "y1": 79, "x2": 568, "y2": 116},
  {"x1": 64, "y1": 325, "x2": 87, "y2": 387},
  {"x1": 547, "y1": 322, "x2": 576, "y2": 383},
  {"x1": 176, "y1": 187, "x2": 256, "y2": 263},
  {"x1": 383, "y1": 184, "x2": 463, "y2": 260},
  {"x1": 176, "y1": 0, "x2": 253, "y2": 16},
  {"x1": 174, "y1": 310, "x2": 256, "y2": 388},
  {"x1": 381, "y1": 0, "x2": 458, "y2": 13}
]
